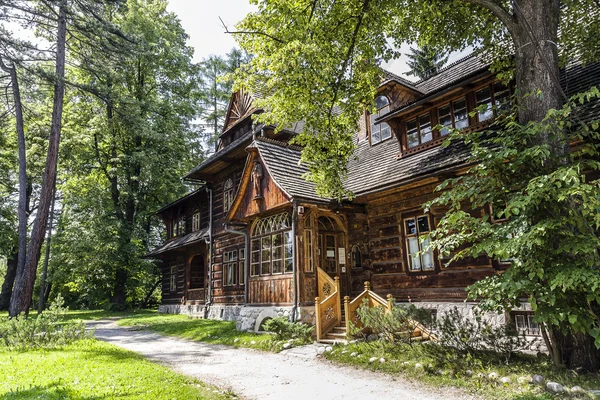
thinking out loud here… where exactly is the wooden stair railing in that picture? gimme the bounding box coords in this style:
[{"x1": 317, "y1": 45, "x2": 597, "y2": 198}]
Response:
[
  {"x1": 314, "y1": 267, "x2": 342, "y2": 341},
  {"x1": 343, "y1": 281, "x2": 438, "y2": 343}
]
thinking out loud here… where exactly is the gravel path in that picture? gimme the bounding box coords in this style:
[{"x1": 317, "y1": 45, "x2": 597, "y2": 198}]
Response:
[{"x1": 90, "y1": 319, "x2": 475, "y2": 400}]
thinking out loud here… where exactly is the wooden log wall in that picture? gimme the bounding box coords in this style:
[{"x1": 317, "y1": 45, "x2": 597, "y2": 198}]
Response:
[{"x1": 348, "y1": 179, "x2": 496, "y2": 302}]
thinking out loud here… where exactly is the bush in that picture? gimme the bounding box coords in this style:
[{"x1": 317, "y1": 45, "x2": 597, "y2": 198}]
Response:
[
  {"x1": 352, "y1": 299, "x2": 432, "y2": 344},
  {"x1": 426, "y1": 306, "x2": 531, "y2": 369},
  {"x1": 262, "y1": 317, "x2": 314, "y2": 343},
  {"x1": 0, "y1": 295, "x2": 89, "y2": 350}
]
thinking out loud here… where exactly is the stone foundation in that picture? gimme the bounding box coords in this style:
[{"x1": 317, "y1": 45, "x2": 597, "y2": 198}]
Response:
[{"x1": 403, "y1": 301, "x2": 506, "y2": 326}]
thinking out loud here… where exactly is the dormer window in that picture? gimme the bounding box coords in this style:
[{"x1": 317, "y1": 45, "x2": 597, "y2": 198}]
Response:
[
  {"x1": 370, "y1": 96, "x2": 392, "y2": 145},
  {"x1": 223, "y1": 178, "x2": 234, "y2": 212}
]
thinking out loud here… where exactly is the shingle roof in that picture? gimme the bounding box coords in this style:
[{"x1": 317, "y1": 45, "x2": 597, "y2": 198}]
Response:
[
  {"x1": 146, "y1": 228, "x2": 209, "y2": 257},
  {"x1": 251, "y1": 137, "x2": 330, "y2": 202},
  {"x1": 415, "y1": 54, "x2": 489, "y2": 94},
  {"x1": 345, "y1": 138, "x2": 471, "y2": 196},
  {"x1": 381, "y1": 69, "x2": 423, "y2": 93}
]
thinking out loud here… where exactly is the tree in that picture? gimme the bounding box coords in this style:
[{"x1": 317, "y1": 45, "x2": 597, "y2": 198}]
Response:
[
  {"x1": 231, "y1": 0, "x2": 600, "y2": 369},
  {"x1": 198, "y1": 48, "x2": 251, "y2": 150},
  {"x1": 50, "y1": 0, "x2": 202, "y2": 308},
  {"x1": 232, "y1": 0, "x2": 599, "y2": 198},
  {"x1": 405, "y1": 45, "x2": 448, "y2": 80}
]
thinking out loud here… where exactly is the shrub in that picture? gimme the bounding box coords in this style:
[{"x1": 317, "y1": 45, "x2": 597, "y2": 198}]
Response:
[
  {"x1": 0, "y1": 295, "x2": 89, "y2": 350},
  {"x1": 262, "y1": 317, "x2": 314, "y2": 343},
  {"x1": 426, "y1": 306, "x2": 531, "y2": 369},
  {"x1": 353, "y1": 299, "x2": 431, "y2": 343}
]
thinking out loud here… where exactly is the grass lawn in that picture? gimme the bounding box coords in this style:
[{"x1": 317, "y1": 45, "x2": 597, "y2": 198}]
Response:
[
  {"x1": 323, "y1": 341, "x2": 600, "y2": 400},
  {"x1": 116, "y1": 312, "x2": 276, "y2": 351},
  {"x1": 0, "y1": 338, "x2": 235, "y2": 399}
]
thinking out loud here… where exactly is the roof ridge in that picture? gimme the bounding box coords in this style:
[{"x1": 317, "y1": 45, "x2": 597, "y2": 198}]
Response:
[
  {"x1": 255, "y1": 136, "x2": 303, "y2": 151},
  {"x1": 414, "y1": 52, "x2": 479, "y2": 85},
  {"x1": 380, "y1": 67, "x2": 418, "y2": 88}
]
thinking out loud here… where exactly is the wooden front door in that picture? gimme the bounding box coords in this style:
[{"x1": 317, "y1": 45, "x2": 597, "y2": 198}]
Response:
[{"x1": 317, "y1": 216, "x2": 349, "y2": 297}]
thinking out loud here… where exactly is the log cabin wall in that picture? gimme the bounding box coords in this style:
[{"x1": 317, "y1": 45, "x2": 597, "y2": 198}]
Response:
[
  {"x1": 349, "y1": 179, "x2": 495, "y2": 302},
  {"x1": 210, "y1": 166, "x2": 245, "y2": 304}
]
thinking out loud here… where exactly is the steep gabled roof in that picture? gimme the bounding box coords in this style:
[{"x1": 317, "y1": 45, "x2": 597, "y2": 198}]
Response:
[{"x1": 251, "y1": 137, "x2": 330, "y2": 202}]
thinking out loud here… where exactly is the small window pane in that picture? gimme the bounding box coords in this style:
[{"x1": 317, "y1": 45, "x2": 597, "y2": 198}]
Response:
[
  {"x1": 453, "y1": 99, "x2": 468, "y2": 130},
  {"x1": 438, "y1": 105, "x2": 452, "y2": 136},
  {"x1": 284, "y1": 231, "x2": 293, "y2": 273},
  {"x1": 419, "y1": 114, "x2": 432, "y2": 144},
  {"x1": 380, "y1": 123, "x2": 392, "y2": 140},
  {"x1": 476, "y1": 87, "x2": 493, "y2": 122},
  {"x1": 406, "y1": 120, "x2": 418, "y2": 149},
  {"x1": 375, "y1": 95, "x2": 389, "y2": 109},
  {"x1": 405, "y1": 218, "x2": 416, "y2": 236},
  {"x1": 493, "y1": 82, "x2": 510, "y2": 112},
  {"x1": 420, "y1": 236, "x2": 434, "y2": 270},
  {"x1": 407, "y1": 237, "x2": 421, "y2": 270},
  {"x1": 417, "y1": 216, "x2": 430, "y2": 233}
]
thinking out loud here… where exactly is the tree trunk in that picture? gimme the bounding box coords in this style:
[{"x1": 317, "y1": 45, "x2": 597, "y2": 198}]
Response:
[
  {"x1": 511, "y1": 0, "x2": 568, "y2": 161},
  {"x1": 9, "y1": 1, "x2": 67, "y2": 317},
  {"x1": 507, "y1": 0, "x2": 599, "y2": 370},
  {"x1": 0, "y1": 251, "x2": 18, "y2": 311},
  {"x1": 0, "y1": 55, "x2": 28, "y2": 314},
  {"x1": 38, "y1": 184, "x2": 56, "y2": 314}
]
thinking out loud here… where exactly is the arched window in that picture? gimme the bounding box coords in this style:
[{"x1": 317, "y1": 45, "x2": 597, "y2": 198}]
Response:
[
  {"x1": 250, "y1": 212, "x2": 293, "y2": 276},
  {"x1": 370, "y1": 96, "x2": 392, "y2": 145},
  {"x1": 223, "y1": 178, "x2": 234, "y2": 212}
]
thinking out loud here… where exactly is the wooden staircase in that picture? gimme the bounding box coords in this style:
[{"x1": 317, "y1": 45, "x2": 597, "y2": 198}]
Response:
[
  {"x1": 319, "y1": 307, "x2": 348, "y2": 344},
  {"x1": 315, "y1": 277, "x2": 437, "y2": 344}
]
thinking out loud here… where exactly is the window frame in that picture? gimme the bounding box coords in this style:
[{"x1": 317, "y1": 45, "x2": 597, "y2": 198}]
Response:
[
  {"x1": 403, "y1": 213, "x2": 437, "y2": 274},
  {"x1": 223, "y1": 248, "x2": 238, "y2": 287},
  {"x1": 223, "y1": 178, "x2": 234, "y2": 213},
  {"x1": 192, "y1": 211, "x2": 201, "y2": 232},
  {"x1": 369, "y1": 95, "x2": 393, "y2": 145},
  {"x1": 250, "y1": 212, "x2": 293, "y2": 277},
  {"x1": 399, "y1": 79, "x2": 513, "y2": 157}
]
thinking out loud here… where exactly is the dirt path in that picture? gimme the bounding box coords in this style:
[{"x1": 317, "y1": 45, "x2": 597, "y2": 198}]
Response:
[{"x1": 90, "y1": 319, "x2": 476, "y2": 400}]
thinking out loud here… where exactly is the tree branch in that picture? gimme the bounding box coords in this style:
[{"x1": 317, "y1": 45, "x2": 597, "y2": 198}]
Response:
[
  {"x1": 219, "y1": 16, "x2": 285, "y2": 43},
  {"x1": 462, "y1": 0, "x2": 517, "y2": 36}
]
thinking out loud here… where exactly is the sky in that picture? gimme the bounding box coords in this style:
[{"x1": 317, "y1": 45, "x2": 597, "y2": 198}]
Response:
[{"x1": 166, "y1": 0, "x2": 470, "y2": 82}]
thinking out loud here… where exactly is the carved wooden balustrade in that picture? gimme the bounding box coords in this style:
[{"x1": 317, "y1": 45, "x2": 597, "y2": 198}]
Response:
[
  {"x1": 344, "y1": 281, "x2": 392, "y2": 332},
  {"x1": 314, "y1": 267, "x2": 342, "y2": 341},
  {"x1": 343, "y1": 282, "x2": 438, "y2": 342}
]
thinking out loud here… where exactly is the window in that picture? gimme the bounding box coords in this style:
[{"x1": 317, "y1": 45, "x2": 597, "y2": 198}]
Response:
[
  {"x1": 239, "y1": 248, "x2": 246, "y2": 285},
  {"x1": 512, "y1": 311, "x2": 540, "y2": 335},
  {"x1": 170, "y1": 265, "x2": 177, "y2": 291},
  {"x1": 250, "y1": 212, "x2": 293, "y2": 276},
  {"x1": 192, "y1": 212, "x2": 201, "y2": 232},
  {"x1": 476, "y1": 87, "x2": 493, "y2": 122},
  {"x1": 351, "y1": 245, "x2": 362, "y2": 269},
  {"x1": 437, "y1": 97, "x2": 469, "y2": 136},
  {"x1": 223, "y1": 249, "x2": 238, "y2": 286},
  {"x1": 370, "y1": 96, "x2": 392, "y2": 145},
  {"x1": 404, "y1": 215, "x2": 435, "y2": 272},
  {"x1": 223, "y1": 178, "x2": 234, "y2": 212},
  {"x1": 406, "y1": 113, "x2": 433, "y2": 149},
  {"x1": 172, "y1": 215, "x2": 185, "y2": 238}
]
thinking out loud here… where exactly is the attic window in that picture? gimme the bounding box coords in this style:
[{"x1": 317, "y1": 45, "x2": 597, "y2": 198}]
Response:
[
  {"x1": 370, "y1": 96, "x2": 392, "y2": 145},
  {"x1": 223, "y1": 178, "x2": 234, "y2": 212}
]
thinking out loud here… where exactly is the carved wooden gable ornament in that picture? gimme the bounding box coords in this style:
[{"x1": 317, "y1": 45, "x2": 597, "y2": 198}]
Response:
[{"x1": 226, "y1": 148, "x2": 291, "y2": 222}]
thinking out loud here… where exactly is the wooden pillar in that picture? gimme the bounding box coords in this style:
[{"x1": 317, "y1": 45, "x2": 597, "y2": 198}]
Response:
[
  {"x1": 344, "y1": 295, "x2": 350, "y2": 332},
  {"x1": 315, "y1": 296, "x2": 321, "y2": 341}
]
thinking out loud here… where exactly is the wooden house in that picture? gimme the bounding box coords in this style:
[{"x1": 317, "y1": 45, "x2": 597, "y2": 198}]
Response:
[{"x1": 147, "y1": 54, "x2": 600, "y2": 340}]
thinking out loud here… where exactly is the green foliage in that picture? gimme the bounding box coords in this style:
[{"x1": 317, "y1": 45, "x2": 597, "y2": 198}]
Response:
[
  {"x1": 0, "y1": 339, "x2": 233, "y2": 399},
  {"x1": 0, "y1": 295, "x2": 88, "y2": 350},
  {"x1": 45, "y1": 0, "x2": 203, "y2": 309},
  {"x1": 428, "y1": 88, "x2": 600, "y2": 348},
  {"x1": 262, "y1": 316, "x2": 314, "y2": 342},
  {"x1": 234, "y1": 0, "x2": 599, "y2": 198},
  {"x1": 353, "y1": 299, "x2": 431, "y2": 343},
  {"x1": 432, "y1": 307, "x2": 530, "y2": 366},
  {"x1": 406, "y1": 45, "x2": 448, "y2": 80}
]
